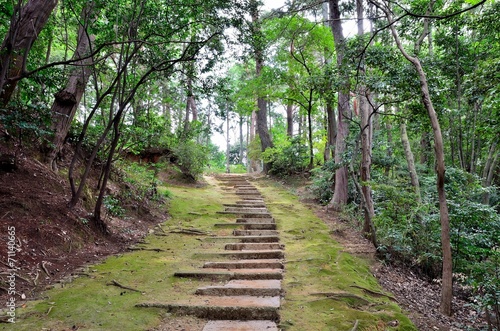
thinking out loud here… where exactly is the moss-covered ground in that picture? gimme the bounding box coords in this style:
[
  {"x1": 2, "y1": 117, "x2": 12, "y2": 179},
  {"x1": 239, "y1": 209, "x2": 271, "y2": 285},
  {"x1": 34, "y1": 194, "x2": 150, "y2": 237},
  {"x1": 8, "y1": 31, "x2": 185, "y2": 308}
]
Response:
[{"x1": 4, "y1": 175, "x2": 416, "y2": 330}]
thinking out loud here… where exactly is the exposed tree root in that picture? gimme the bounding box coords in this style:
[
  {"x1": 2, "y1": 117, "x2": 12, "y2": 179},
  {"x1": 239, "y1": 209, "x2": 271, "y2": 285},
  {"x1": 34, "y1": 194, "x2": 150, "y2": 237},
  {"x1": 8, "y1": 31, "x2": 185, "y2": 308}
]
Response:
[
  {"x1": 350, "y1": 285, "x2": 399, "y2": 303},
  {"x1": 308, "y1": 292, "x2": 370, "y2": 306}
]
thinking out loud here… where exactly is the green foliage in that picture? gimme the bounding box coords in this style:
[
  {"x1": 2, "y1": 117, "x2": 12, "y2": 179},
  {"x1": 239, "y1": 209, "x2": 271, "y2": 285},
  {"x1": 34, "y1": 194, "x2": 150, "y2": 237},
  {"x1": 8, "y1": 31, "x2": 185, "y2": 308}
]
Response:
[
  {"x1": 309, "y1": 158, "x2": 339, "y2": 204},
  {"x1": 172, "y1": 140, "x2": 208, "y2": 179},
  {"x1": 0, "y1": 102, "x2": 52, "y2": 146},
  {"x1": 103, "y1": 195, "x2": 125, "y2": 218},
  {"x1": 261, "y1": 137, "x2": 309, "y2": 177}
]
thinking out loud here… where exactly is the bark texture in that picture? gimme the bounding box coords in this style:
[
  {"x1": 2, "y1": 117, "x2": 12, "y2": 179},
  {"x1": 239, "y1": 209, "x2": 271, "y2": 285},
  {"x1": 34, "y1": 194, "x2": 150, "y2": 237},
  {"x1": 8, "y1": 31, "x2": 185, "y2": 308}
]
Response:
[
  {"x1": 46, "y1": 4, "x2": 95, "y2": 170},
  {"x1": 328, "y1": 0, "x2": 351, "y2": 211},
  {"x1": 0, "y1": 0, "x2": 58, "y2": 105},
  {"x1": 400, "y1": 122, "x2": 422, "y2": 203}
]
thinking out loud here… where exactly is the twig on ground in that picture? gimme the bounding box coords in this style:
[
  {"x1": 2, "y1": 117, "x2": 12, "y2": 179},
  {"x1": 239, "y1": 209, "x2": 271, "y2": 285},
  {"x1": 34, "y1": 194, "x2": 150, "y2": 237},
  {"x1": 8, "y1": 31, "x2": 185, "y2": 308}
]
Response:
[
  {"x1": 41, "y1": 261, "x2": 50, "y2": 277},
  {"x1": 351, "y1": 320, "x2": 359, "y2": 331},
  {"x1": 107, "y1": 279, "x2": 143, "y2": 293},
  {"x1": 169, "y1": 228, "x2": 209, "y2": 235},
  {"x1": 127, "y1": 247, "x2": 165, "y2": 252}
]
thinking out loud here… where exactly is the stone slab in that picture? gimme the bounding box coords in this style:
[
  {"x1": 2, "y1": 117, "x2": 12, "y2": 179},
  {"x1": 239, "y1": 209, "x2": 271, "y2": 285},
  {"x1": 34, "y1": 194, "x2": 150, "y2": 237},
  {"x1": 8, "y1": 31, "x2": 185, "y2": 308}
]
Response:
[
  {"x1": 225, "y1": 243, "x2": 283, "y2": 251},
  {"x1": 203, "y1": 259, "x2": 284, "y2": 269},
  {"x1": 203, "y1": 320, "x2": 279, "y2": 331}
]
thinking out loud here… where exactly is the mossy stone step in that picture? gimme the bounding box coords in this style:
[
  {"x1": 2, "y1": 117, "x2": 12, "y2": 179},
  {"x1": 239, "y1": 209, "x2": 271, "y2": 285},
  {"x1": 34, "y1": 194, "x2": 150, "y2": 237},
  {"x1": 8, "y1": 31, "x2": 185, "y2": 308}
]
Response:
[
  {"x1": 223, "y1": 203, "x2": 266, "y2": 208},
  {"x1": 233, "y1": 230, "x2": 279, "y2": 236},
  {"x1": 196, "y1": 280, "x2": 282, "y2": 297},
  {"x1": 225, "y1": 243, "x2": 283, "y2": 251},
  {"x1": 137, "y1": 296, "x2": 280, "y2": 320},
  {"x1": 199, "y1": 249, "x2": 284, "y2": 259},
  {"x1": 202, "y1": 235, "x2": 280, "y2": 243},
  {"x1": 224, "y1": 208, "x2": 268, "y2": 213},
  {"x1": 174, "y1": 268, "x2": 283, "y2": 280},
  {"x1": 236, "y1": 218, "x2": 275, "y2": 224},
  {"x1": 217, "y1": 211, "x2": 270, "y2": 216},
  {"x1": 236, "y1": 200, "x2": 264, "y2": 204},
  {"x1": 203, "y1": 259, "x2": 284, "y2": 269},
  {"x1": 203, "y1": 320, "x2": 279, "y2": 331},
  {"x1": 214, "y1": 223, "x2": 277, "y2": 230}
]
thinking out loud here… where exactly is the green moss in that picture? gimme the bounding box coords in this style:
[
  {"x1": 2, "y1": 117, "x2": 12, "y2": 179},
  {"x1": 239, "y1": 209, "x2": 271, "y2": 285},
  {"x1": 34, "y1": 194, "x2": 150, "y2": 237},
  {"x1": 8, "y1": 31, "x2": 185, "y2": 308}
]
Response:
[
  {"x1": 254, "y1": 178, "x2": 417, "y2": 331},
  {"x1": 4, "y1": 176, "x2": 415, "y2": 331}
]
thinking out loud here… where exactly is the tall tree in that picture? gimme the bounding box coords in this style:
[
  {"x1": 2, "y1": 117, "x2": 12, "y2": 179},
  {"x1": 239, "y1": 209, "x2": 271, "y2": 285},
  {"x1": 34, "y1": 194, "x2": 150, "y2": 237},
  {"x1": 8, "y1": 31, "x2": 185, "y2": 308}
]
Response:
[
  {"x1": 45, "y1": 3, "x2": 96, "y2": 170},
  {"x1": 0, "y1": 0, "x2": 58, "y2": 105},
  {"x1": 356, "y1": 0, "x2": 377, "y2": 246},
  {"x1": 374, "y1": 1, "x2": 453, "y2": 316},
  {"x1": 250, "y1": 0, "x2": 273, "y2": 173},
  {"x1": 328, "y1": 0, "x2": 351, "y2": 211}
]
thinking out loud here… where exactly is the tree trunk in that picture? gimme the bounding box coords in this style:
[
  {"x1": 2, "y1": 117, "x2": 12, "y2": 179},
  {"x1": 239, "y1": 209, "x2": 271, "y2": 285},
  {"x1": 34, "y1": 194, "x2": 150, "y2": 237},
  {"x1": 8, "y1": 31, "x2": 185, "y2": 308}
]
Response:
[
  {"x1": 482, "y1": 138, "x2": 499, "y2": 204},
  {"x1": 401, "y1": 121, "x2": 422, "y2": 203},
  {"x1": 328, "y1": 0, "x2": 351, "y2": 211},
  {"x1": 307, "y1": 89, "x2": 314, "y2": 169},
  {"x1": 45, "y1": 4, "x2": 95, "y2": 170},
  {"x1": 0, "y1": 0, "x2": 58, "y2": 105},
  {"x1": 239, "y1": 113, "x2": 244, "y2": 165},
  {"x1": 382, "y1": 6, "x2": 453, "y2": 316},
  {"x1": 286, "y1": 102, "x2": 293, "y2": 138},
  {"x1": 356, "y1": 0, "x2": 376, "y2": 245},
  {"x1": 251, "y1": 1, "x2": 273, "y2": 173},
  {"x1": 226, "y1": 107, "x2": 230, "y2": 173}
]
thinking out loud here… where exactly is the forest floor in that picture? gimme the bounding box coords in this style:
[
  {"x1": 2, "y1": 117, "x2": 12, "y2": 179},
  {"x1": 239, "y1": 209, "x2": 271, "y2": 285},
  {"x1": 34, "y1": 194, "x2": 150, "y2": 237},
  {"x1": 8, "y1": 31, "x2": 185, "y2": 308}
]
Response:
[{"x1": 0, "y1": 150, "x2": 487, "y2": 330}]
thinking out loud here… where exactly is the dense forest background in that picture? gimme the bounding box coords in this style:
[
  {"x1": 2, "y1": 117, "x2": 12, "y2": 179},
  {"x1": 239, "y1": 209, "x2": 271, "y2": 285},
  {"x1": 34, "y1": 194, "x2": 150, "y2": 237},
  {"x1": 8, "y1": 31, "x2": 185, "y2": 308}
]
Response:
[{"x1": 0, "y1": 0, "x2": 498, "y2": 327}]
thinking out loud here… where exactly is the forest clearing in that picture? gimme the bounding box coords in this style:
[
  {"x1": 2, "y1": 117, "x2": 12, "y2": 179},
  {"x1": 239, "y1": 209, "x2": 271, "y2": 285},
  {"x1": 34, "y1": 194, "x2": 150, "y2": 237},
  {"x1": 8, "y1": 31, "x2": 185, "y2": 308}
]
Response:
[{"x1": 0, "y1": 0, "x2": 498, "y2": 330}]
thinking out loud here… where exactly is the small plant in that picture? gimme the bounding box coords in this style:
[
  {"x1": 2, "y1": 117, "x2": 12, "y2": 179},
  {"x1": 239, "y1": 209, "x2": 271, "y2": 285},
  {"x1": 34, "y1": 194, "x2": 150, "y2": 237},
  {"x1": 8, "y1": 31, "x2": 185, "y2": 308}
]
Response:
[{"x1": 103, "y1": 195, "x2": 125, "y2": 218}]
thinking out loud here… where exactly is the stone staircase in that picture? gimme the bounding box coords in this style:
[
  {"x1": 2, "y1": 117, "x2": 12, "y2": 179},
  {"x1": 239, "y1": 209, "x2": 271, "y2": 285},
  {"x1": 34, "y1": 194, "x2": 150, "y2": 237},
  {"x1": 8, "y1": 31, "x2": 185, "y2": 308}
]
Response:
[{"x1": 141, "y1": 175, "x2": 283, "y2": 330}]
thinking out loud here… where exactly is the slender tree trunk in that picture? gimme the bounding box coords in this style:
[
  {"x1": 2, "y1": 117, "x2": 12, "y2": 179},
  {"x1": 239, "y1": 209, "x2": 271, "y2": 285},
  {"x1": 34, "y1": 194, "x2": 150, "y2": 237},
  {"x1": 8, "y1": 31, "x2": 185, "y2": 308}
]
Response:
[
  {"x1": 401, "y1": 122, "x2": 422, "y2": 203},
  {"x1": 286, "y1": 102, "x2": 293, "y2": 137},
  {"x1": 382, "y1": 6, "x2": 453, "y2": 316},
  {"x1": 226, "y1": 108, "x2": 230, "y2": 173},
  {"x1": 239, "y1": 114, "x2": 244, "y2": 165},
  {"x1": 482, "y1": 139, "x2": 499, "y2": 204},
  {"x1": 45, "y1": 4, "x2": 96, "y2": 170},
  {"x1": 326, "y1": 104, "x2": 337, "y2": 160},
  {"x1": 469, "y1": 101, "x2": 479, "y2": 174},
  {"x1": 323, "y1": 2, "x2": 336, "y2": 161},
  {"x1": 356, "y1": 0, "x2": 376, "y2": 245},
  {"x1": 307, "y1": 90, "x2": 314, "y2": 169},
  {"x1": 0, "y1": 0, "x2": 58, "y2": 105},
  {"x1": 328, "y1": 0, "x2": 351, "y2": 211},
  {"x1": 93, "y1": 115, "x2": 122, "y2": 234}
]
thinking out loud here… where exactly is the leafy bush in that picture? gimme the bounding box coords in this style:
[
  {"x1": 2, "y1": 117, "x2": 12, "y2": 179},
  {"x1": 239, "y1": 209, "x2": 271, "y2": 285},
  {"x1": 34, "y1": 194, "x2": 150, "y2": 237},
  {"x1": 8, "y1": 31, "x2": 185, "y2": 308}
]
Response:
[
  {"x1": 173, "y1": 140, "x2": 208, "y2": 179},
  {"x1": 309, "y1": 158, "x2": 338, "y2": 204},
  {"x1": 103, "y1": 195, "x2": 125, "y2": 218},
  {"x1": 261, "y1": 137, "x2": 309, "y2": 177}
]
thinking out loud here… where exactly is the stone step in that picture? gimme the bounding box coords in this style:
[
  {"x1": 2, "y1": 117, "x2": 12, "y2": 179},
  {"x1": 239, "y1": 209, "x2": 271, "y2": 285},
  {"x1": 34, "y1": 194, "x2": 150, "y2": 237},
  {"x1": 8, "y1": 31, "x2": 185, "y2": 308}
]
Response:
[
  {"x1": 236, "y1": 218, "x2": 275, "y2": 224},
  {"x1": 196, "y1": 280, "x2": 282, "y2": 297},
  {"x1": 214, "y1": 223, "x2": 277, "y2": 230},
  {"x1": 203, "y1": 259, "x2": 284, "y2": 269},
  {"x1": 225, "y1": 243, "x2": 283, "y2": 251},
  {"x1": 233, "y1": 230, "x2": 279, "y2": 236},
  {"x1": 202, "y1": 235, "x2": 280, "y2": 243},
  {"x1": 217, "y1": 211, "x2": 270, "y2": 216},
  {"x1": 138, "y1": 296, "x2": 280, "y2": 321},
  {"x1": 174, "y1": 268, "x2": 283, "y2": 280},
  {"x1": 223, "y1": 203, "x2": 266, "y2": 208},
  {"x1": 203, "y1": 320, "x2": 279, "y2": 331},
  {"x1": 236, "y1": 200, "x2": 264, "y2": 204},
  {"x1": 199, "y1": 249, "x2": 284, "y2": 260},
  {"x1": 224, "y1": 208, "x2": 268, "y2": 213}
]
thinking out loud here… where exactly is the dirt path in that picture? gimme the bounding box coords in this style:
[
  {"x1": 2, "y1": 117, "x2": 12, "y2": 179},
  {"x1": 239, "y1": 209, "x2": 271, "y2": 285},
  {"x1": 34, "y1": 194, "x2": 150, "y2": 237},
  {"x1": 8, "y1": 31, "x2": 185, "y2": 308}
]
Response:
[{"x1": 2, "y1": 174, "x2": 416, "y2": 330}]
